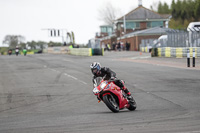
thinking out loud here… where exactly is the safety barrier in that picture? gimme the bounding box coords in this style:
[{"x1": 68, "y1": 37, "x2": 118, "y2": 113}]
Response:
[
  {"x1": 68, "y1": 48, "x2": 104, "y2": 56},
  {"x1": 20, "y1": 51, "x2": 34, "y2": 55},
  {"x1": 46, "y1": 47, "x2": 104, "y2": 56},
  {"x1": 69, "y1": 48, "x2": 92, "y2": 56},
  {"x1": 141, "y1": 47, "x2": 200, "y2": 58},
  {"x1": 47, "y1": 47, "x2": 69, "y2": 54}
]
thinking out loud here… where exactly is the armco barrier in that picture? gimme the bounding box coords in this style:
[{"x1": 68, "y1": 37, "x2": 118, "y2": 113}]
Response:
[{"x1": 144, "y1": 47, "x2": 200, "y2": 58}]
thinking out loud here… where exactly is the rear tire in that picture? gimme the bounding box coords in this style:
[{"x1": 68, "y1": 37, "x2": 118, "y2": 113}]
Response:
[
  {"x1": 103, "y1": 94, "x2": 119, "y2": 113},
  {"x1": 128, "y1": 98, "x2": 137, "y2": 111}
]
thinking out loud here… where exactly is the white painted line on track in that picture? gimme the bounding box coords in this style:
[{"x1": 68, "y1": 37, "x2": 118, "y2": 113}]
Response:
[
  {"x1": 67, "y1": 75, "x2": 78, "y2": 80},
  {"x1": 64, "y1": 73, "x2": 87, "y2": 85},
  {"x1": 177, "y1": 131, "x2": 200, "y2": 133},
  {"x1": 79, "y1": 80, "x2": 87, "y2": 85},
  {"x1": 49, "y1": 69, "x2": 87, "y2": 85}
]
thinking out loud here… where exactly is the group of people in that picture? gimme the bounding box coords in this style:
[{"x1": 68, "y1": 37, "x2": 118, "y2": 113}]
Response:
[
  {"x1": 103, "y1": 41, "x2": 131, "y2": 51},
  {"x1": 8, "y1": 46, "x2": 27, "y2": 56}
]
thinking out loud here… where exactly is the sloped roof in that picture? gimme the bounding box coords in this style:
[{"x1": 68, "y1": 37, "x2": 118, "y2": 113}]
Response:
[
  {"x1": 160, "y1": 14, "x2": 172, "y2": 19},
  {"x1": 117, "y1": 6, "x2": 170, "y2": 21},
  {"x1": 120, "y1": 27, "x2": 170, "y2": 39}
]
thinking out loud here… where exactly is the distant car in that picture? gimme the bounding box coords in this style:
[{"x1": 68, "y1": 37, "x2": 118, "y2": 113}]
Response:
[{"x1": 37, "y1": 50, "x2": 43, "y2": 54}]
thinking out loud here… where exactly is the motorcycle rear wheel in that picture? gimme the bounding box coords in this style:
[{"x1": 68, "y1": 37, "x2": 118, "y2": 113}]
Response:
[{"x1": 103, "y1": 94, "x2": 119, "y2": 113}]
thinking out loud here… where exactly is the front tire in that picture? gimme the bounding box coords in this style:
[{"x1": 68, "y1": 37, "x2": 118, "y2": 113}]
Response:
[{"x1": 103, "y1": 94, "x2": 119, "y2": 113}]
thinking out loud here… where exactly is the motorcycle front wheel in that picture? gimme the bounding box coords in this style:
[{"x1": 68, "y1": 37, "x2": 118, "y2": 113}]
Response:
[{"x1": 103, "y1": 94, "x2": 119, "y2": 113}]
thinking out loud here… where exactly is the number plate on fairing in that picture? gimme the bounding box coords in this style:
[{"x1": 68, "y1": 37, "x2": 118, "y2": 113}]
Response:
[
  {"x1": 93, "y1": 87, "x2": 100, "y2": 94},
  {"x1": 100, "y1": 81, "x2": 108, "y2": 89}
]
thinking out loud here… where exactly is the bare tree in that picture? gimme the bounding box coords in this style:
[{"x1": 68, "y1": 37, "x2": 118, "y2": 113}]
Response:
[
  {"x1": 98, "y1": 2, "x2": 121, "y2": 25},
  {"x1": 150, "y1": 1, "x2": 159, "y2": 12}
]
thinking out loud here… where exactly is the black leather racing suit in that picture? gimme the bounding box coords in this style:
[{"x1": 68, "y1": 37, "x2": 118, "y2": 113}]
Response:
[{"x1": 92, "y1": 67, "x2": 130, "y2": 95}]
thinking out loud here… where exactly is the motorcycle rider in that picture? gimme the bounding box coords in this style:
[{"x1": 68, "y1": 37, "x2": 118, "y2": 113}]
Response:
[
  {"x1": 90, "y1": 62, "x2": 134, "y2": 102},
  {"x1": 15, "y1": 46, "x2": 19, "y2": 56}
]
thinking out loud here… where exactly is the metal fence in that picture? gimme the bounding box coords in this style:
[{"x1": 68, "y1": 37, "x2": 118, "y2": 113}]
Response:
[
  {"x1": 140, "y1": 39, "x2": 156, "y2": 47},
  {"x1": 140, "y1": 29, "x2": 200, "y2": 48},
  {"x1": 167, "y1": 30, "x2": 189, "y2": 47}
]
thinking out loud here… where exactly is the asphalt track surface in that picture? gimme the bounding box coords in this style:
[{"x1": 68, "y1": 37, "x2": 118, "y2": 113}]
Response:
[{"x1": 0, "y1": 51, "x2": 200, "y2": 133}]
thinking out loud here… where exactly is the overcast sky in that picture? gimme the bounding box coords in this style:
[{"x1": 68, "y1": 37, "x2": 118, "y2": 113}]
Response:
[{"x1": 0, "y1": 0, "x2": 172, "y2": 46}]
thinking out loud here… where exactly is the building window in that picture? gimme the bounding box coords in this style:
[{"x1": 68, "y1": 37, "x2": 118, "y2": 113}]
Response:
[
  {"x1": 125, "y1": 22, "x2": 140, "y2": 29},
  {"x1": 136, "y1": 22, "x2": 140, "y2": 28},
  {"x1": 152, "y1": 21, "x2": 163, "y2": 27},
  {"x1": 101, "y1": 27, "x2": 107, "y2": 33},
  {"x1": 101, "y1": 26, "x2": 113, "y2": 35},
  {"x1": 117, "y1": 24, "x2": 121, "y2": 30},
  {"x1": 147, "y1": 22, "x2": 151, "y2": 28},
  {"x1": 126, "y1": 22, "x2": 135, "y2": 29},
  {"x1": 107, "y1": 27, "x2": 113, "y2": 35},
  {"x1": 147, "y1": 21, "x2": 163, "y2": 28}
]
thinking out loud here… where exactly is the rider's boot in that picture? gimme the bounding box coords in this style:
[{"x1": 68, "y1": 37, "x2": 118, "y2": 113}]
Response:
[{"x1": 123, "y1": 87, "x2": 134, "y2": 102}]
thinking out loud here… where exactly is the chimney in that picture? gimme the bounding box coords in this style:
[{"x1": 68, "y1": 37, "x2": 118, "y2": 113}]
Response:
[{"x1": 138, "y1": 0, "x2": 142, "y2": 7}]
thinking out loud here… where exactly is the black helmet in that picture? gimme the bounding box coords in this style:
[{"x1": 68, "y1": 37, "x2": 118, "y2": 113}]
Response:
[{"x1": 90, "y1": 62, "x2": 101, "y2": 75}]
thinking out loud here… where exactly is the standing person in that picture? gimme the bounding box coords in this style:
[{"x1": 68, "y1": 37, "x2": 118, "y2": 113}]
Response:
[
  {"x1": 117, "y1": 41, "x2": 121, "y2": 51},
  {"x1": 128, "y1": 41, "x2": 130, "y2": 51},
  {"x1": 107, "y1": 43, "x2": 111, "y2": 51},
  {"x1": 101, "y1": 42, "x2": 105, "y2": 50},
  {"x1": 23, "y1": 48, "x2": 27, "y2": 56},
  {"x1": 15, "y1": 46, "x2": 19, "y2": 56},
  {"x1": 105, "y1": 44, "x2": 108, "y2": 51},
  {"x1": 126, "y1": 41, "x2": 129, "y2": 51},
  {"x1": 112, "y1": 42, "x2": 116, "y2": 51},
  {"x1": 121, "y1": 41, "x2": 124, "y2": 51}
]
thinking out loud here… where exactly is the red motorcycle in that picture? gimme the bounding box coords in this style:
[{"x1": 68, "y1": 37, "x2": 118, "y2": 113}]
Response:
[{"x1": 93, "y1": 78, "x2": 137, "y2": 113}]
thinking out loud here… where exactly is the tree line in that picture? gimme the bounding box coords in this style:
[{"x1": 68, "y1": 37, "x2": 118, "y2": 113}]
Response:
[
  {"x1": 156, "y1": 0, "x2": 200, "y2": 29},
  {"x1": 2, "y1": 35, "x2": 63, "y2": 49}
]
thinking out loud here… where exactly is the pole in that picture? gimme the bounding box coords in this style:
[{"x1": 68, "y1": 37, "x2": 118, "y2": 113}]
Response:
[
  {"x1": 193, "y1": 48, "x2": 195, "y2": 67},
  {"x1": 123, "y1": 16, "x2": 126, "y2": 34},
  {"x1": 187, "y1": 48, "x2": 190, "y2": 67}
]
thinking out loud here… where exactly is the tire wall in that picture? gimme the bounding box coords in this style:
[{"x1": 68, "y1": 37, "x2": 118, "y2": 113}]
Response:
[{"x1": 141, "y1": 47, "x2": 200, "y2": 58}]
